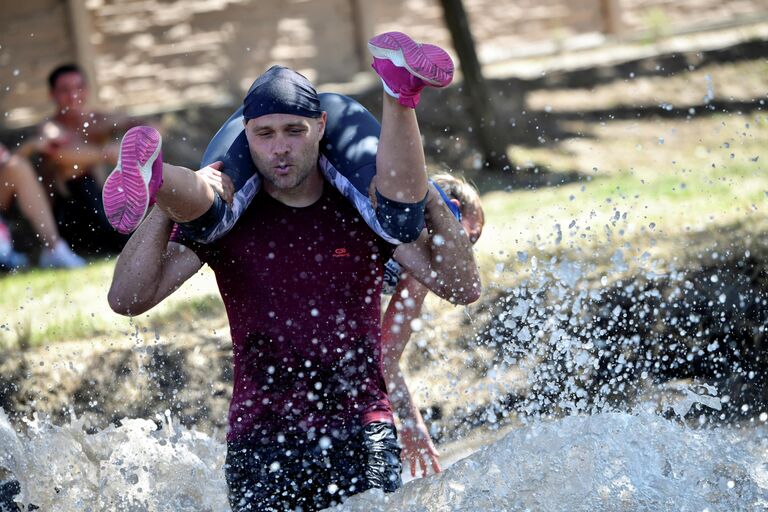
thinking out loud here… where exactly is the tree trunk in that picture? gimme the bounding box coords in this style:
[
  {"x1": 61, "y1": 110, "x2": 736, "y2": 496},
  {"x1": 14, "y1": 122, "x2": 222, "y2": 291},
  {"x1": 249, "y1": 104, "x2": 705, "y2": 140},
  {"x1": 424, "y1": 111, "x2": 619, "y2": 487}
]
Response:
[{"x1": 439, "y1": 0, "x2": 512, "y2": 169}]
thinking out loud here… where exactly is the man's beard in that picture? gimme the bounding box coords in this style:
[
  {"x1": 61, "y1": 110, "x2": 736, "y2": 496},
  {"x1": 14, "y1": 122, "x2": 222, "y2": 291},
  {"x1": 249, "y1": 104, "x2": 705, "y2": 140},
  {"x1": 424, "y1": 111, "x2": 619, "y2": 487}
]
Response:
[
  {"x1": 260, "y1": 162, "x2": 312, "y2": 190},
  {"x1": 251, "y1": 144, "x2": 319, "y2": 191}
]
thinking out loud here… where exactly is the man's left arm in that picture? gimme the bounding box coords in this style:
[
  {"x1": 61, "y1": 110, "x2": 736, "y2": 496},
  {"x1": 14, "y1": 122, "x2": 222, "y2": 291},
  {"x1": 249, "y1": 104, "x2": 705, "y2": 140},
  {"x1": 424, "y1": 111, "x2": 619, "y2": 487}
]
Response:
[{"x1": 392, "y1": 184, "x2": 481, "y2": 305}]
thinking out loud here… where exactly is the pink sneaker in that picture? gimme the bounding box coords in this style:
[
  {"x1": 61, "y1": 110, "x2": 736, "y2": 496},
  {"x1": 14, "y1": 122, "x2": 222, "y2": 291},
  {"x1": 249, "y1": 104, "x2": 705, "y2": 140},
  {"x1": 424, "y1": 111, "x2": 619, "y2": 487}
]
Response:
[
  {"x1": 368, "y1": 32, "x2": 454, "y2": 108},
  {"x1": 102, "y1": 126, "x2": 164, "y2": 235}
]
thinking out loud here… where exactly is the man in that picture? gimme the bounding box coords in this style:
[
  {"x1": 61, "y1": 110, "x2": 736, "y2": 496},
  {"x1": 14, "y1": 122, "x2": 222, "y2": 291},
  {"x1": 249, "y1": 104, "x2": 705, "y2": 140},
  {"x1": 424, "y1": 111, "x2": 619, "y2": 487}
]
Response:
[
  {"x1": 108, "y1": 33, "x2": 480, "y2": 511},
  {"x1": 36, "y1": 64, "x2": 133, "y2": 253}
]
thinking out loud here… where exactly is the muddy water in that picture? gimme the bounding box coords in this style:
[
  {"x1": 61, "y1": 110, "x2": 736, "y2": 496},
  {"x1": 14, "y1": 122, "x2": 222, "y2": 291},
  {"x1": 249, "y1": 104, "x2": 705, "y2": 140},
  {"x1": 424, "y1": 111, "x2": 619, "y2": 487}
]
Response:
[{"x1": 2, "y1": 405, "x2": 767, "y2": 511}]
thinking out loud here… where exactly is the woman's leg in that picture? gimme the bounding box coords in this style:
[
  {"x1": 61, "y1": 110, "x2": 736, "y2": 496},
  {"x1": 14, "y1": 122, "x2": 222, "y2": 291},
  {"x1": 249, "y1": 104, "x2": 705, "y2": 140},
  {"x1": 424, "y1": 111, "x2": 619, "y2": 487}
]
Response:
[
  {"x1": 154, "y1": 162, "x2": 218, "y2": 223},
  {"x1": 103, "y1": 126, "x2": 220, "y2": 234},
  {"x1": 369, "y1": 32, "x2": 453, "y2": 204},
  {"x1": 376, "y1": 96, "x2": 428, "y2": 203}
]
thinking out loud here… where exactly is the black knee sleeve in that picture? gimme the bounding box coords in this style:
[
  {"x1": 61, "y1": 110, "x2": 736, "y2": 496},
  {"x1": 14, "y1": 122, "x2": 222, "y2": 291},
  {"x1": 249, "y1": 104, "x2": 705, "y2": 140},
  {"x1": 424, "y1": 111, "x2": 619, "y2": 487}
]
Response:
[
  {"x1": 177, "y1": 193, "x2": 228, "y2": 241},
  {"x1": 374, "y1": 191, "x2": 427, "y2": 243}
]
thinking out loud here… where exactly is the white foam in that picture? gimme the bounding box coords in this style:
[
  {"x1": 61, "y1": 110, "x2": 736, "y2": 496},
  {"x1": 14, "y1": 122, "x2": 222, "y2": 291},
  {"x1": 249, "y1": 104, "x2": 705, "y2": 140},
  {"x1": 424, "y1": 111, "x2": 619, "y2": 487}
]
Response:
[
  {"x1": 0, "y1": 409, "x2": 228, "y2": 511},
  {"x1": 331, "y1": 412, "x2": 768, "y2": 512},
  {"x1": 3, "y1": 409, "x2": 767, "y2": 511}
]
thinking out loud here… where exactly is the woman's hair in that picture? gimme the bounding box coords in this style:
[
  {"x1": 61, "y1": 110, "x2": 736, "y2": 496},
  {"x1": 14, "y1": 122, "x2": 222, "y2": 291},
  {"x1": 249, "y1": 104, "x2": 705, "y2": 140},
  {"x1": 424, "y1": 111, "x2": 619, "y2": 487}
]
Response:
[{"x1": 430, "y1": 172, "x2": 484, "y2": 224}]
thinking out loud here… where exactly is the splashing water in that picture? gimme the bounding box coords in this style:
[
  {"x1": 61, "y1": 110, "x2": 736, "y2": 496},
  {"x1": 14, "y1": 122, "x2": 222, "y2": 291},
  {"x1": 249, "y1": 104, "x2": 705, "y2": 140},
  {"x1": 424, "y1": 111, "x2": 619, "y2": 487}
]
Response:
[
  {"x1": 0, "y1": 408, "x2": 228, "y2": 511},
  {"x1": 2, "y1": 407, "x2": 767, "y2": 511},
  {"x1": 333, "y1": 412, "x2": 768, "y2": 512}
]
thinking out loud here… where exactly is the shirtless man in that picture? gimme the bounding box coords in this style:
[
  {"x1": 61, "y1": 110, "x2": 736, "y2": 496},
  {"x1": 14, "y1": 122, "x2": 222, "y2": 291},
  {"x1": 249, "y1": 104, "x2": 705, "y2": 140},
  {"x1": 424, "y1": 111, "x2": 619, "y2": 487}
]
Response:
[{"x1": 37, "y1": 64, "x2": 134, "y2": 252}]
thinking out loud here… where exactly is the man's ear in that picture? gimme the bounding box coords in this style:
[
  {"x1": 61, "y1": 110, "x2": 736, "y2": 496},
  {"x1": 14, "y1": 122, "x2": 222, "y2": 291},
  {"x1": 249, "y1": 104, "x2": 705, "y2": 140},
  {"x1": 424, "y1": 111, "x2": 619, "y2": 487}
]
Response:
[
  {"x1": 317, "y1": 111, "x2": 328, "y2": 139},
  {"x1": 450, "y1": 198, "x2": 461, "y2": 209}
]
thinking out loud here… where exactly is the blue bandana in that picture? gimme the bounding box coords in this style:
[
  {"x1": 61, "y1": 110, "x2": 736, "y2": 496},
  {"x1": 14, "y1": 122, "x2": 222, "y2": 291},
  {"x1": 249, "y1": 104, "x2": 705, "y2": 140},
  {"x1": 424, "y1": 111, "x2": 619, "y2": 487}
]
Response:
[
  {"x1": 243, "y1": 66, "x2": 322, "y2": 121},
  {"x1": 433, "y1": 181, "x2": 462, "y2": 221}
]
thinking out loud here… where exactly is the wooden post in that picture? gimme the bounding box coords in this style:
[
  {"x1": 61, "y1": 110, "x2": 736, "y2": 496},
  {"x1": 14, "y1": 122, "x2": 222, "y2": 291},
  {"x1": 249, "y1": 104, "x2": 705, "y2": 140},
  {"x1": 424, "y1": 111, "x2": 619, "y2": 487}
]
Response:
[
  {"x1": 439, "y1": 0, "x2": 509, "y2": 168},
  {"x1": 350, "y1": 0, "x2": 372, "y2": 72},
  {"x1": 64, "y1": 0, "x2": 100, "y2": 105},
  {"x1": 599, "y1": 0, "x2": 623, "y2": 35}
]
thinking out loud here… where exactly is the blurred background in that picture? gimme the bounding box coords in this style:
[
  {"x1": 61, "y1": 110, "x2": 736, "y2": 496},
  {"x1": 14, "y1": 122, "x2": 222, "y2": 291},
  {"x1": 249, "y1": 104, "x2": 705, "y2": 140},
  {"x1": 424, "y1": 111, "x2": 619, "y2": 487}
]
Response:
[{"x1": 2, "y1": 0, "x2": 766, "y2": 123}]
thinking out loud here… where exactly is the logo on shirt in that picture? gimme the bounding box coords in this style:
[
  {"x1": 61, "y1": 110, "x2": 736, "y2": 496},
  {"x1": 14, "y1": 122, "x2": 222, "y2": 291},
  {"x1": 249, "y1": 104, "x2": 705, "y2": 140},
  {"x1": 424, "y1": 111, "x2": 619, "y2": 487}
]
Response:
[{"x1": 333, "y1": 248, "x2": 350, "y2": 258}]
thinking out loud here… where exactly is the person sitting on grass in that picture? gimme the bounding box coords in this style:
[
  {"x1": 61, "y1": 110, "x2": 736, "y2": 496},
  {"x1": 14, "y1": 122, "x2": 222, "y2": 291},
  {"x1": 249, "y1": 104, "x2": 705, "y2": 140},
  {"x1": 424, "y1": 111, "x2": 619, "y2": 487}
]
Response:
[
  {"x1": 381, "y1": 173, "x2": 485, "y2": 478},
  {"x1": 0, "y1": 142, "x2": 85, "y2": 270},
  {"x1": 35, "y1": 63, "x2": 138, "y2": 254}
]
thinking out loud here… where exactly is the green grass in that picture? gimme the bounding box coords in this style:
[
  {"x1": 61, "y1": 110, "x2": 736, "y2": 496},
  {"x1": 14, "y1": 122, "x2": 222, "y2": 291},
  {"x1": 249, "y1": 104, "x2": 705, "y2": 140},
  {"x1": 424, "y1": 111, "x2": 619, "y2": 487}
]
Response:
[
  {"x1": 0, "y1": 259, "x2": 223, "y2": 348},
  {"x1": 475, "y1": 113, "x2": 768, "y2": 268}
]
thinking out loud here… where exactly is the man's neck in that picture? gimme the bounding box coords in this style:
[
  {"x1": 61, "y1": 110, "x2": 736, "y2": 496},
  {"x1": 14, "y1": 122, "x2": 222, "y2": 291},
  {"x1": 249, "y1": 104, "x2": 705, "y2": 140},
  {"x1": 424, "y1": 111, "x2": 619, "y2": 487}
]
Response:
[{"x1": 263, "y1": 166, "x2": 324, "y2": 207}]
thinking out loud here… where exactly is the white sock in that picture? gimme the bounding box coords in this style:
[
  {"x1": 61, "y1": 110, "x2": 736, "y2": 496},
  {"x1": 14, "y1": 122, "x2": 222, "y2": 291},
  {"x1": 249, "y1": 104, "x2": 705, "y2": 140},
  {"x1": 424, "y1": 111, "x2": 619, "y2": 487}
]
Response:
[{"x1": 379, "y1": 78, "x2": 399, "y2": 99}]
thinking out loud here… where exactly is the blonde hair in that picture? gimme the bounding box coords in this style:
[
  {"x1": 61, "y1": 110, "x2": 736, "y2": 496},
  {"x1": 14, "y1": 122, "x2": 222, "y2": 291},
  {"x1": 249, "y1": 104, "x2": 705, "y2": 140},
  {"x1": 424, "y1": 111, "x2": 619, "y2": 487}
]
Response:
[{"x1": 430, "y1": 172, "x2": 484, "y2": 224}]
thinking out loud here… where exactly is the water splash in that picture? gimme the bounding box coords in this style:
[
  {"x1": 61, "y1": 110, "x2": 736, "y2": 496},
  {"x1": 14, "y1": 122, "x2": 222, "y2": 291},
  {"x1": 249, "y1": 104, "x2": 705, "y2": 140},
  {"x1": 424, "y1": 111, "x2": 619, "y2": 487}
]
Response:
[
  {"x1": 0, "y1": 408, "x2": 227, "y2": 511},
  {"x1": 333, "y1": 412, "x2": 768, "y2": 512},
  {"x1": 2, "y1": 408, "x2": 766, "y2": 511}
]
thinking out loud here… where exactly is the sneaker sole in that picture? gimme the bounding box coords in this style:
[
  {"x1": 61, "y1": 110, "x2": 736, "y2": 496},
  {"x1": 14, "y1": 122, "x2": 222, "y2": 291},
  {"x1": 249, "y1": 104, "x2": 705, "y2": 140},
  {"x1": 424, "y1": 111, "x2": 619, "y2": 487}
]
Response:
[
  {"x1": 102, "y1": 126, "x2": 162, "y2": 235},
  {"x1": 368, "y1": 32, "x2": 453, "y2": 87}
]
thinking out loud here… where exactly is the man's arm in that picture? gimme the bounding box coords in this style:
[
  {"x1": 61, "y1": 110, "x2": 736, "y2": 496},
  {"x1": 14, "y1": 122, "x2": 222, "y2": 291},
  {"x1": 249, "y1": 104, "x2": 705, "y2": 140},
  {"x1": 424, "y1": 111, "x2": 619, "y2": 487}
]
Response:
[
  {"x1": 108, "y1": 207, "x2": 203, "y2": 316},
  {"x1": 392, "y1": 184, "x2": 481, "y2": 305},
  {"x1": 18, "y1": 121, "x2": 117, "y2": 178}
]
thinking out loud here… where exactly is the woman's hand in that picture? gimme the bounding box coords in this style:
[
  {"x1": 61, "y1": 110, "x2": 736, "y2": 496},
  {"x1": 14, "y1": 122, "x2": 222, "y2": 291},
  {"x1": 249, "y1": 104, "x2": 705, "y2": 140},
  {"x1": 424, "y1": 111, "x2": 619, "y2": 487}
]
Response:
[
  {"x1": 400, "y1": 415, "x2": 441, "y2": 478},
  {"x1": 197, "y1": 162, "x2": 234, "y2": 207}
]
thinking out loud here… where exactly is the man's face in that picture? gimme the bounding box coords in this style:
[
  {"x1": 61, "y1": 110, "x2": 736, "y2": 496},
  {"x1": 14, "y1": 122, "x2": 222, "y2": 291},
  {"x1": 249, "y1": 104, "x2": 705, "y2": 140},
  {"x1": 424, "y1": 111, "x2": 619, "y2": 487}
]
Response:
[
  {"x1": 50, "y1": 72, "x2": 88, "y2": 113},
  {"x1": 244, "y1": 112, "x2": 326, "y2": 191}
]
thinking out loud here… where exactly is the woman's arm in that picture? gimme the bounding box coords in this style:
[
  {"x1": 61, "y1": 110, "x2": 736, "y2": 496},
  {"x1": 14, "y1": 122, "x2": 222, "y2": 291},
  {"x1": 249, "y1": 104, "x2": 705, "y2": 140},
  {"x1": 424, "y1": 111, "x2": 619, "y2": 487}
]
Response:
[
  {"x1": 382, "y1": 275, "x2": 441, "y2": 477},
  {"x1": 392, "y1": 183, "x2": 481, "y2": 304}
]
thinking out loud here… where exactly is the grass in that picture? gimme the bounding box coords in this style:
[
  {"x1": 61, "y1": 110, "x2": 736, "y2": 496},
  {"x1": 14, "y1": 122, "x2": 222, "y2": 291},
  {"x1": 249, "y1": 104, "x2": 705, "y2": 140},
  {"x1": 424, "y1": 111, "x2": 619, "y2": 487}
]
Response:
[
  {"x1": 475, "y1": 112, "x2": 768, "y2": 275},
  {"x1": 0, "y1": 259, "x2": 223, "y2": 348}
]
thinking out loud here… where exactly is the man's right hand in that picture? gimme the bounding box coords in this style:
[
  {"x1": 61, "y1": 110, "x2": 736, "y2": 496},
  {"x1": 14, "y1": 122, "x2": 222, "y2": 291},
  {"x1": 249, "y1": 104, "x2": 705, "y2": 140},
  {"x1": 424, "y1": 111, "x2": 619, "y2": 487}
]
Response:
[{"x1": 197, "y1": 161, "x2": 234, "y2": 207}]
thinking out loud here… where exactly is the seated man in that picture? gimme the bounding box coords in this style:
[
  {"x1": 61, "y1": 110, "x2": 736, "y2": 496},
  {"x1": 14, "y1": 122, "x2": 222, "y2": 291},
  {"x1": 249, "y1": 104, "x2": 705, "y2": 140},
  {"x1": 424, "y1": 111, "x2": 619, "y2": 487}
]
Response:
[
  {"x1": 107, "y1": 32, "x2": 480, "y2": 512},
  {"x1": 381, "y1": 173, "x2": 485, "y2": 478},
  {"x1": 0, "y1": 142, "x2": 85, "y2": 269},
  {"x1": 34, "y1": 63, "x2": 134, "y2": 253}
]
